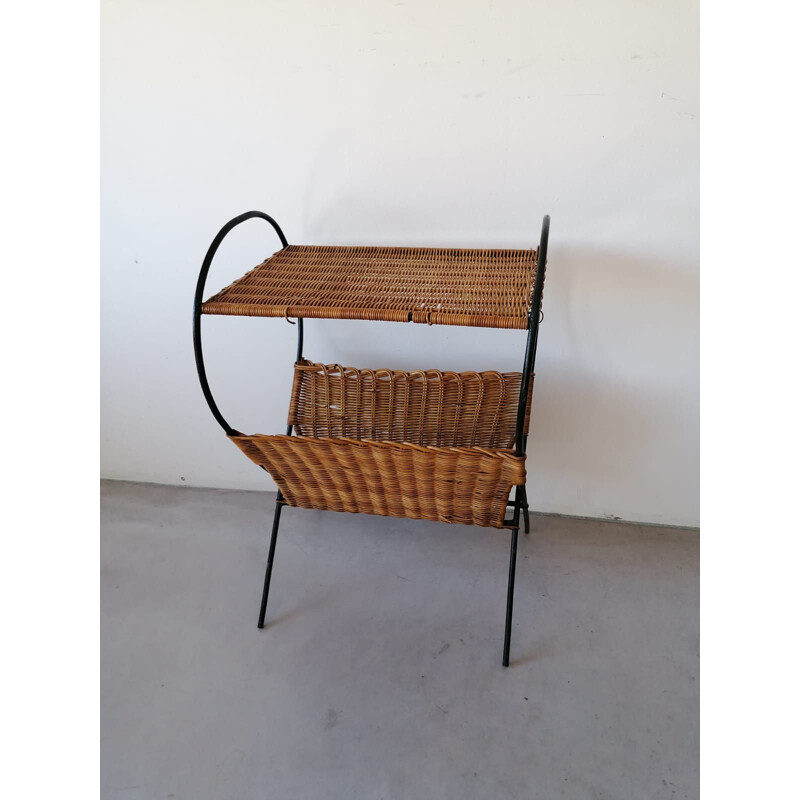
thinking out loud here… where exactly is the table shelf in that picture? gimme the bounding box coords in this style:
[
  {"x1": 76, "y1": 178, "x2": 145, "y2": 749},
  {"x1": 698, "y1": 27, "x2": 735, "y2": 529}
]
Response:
[{"x1": 202, "y1": 244, "x2": 538, "y2": 329}]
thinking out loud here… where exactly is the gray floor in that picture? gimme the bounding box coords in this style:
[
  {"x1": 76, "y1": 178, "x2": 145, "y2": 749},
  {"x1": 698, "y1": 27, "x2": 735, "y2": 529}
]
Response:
[{"x1": 101, "y1": 480, "x2": 698, "y2": 800}]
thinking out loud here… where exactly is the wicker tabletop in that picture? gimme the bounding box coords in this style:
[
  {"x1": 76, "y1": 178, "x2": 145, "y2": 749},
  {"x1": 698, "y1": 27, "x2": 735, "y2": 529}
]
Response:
[{"x1": 202, "y1": 245, "x2": 538, "y2": 330}]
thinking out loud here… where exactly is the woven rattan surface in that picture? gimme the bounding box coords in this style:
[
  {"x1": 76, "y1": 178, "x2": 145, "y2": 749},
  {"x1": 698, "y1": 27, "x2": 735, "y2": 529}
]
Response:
[
  {"x1": 230, "y1": 434, "x2": 526, "y2": 528},
  {"x1": 202, "y1": 245, "x2": 538, "y2": 329},
  {"x1": 288, "y1": 360, "x2": 533, "y2": 448}
]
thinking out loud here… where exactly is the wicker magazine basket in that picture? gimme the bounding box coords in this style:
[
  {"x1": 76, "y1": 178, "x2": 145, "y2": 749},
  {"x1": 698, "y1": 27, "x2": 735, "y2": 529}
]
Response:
[{"x1": 230, "y1": 361, "x2": 532, "y2": 528}]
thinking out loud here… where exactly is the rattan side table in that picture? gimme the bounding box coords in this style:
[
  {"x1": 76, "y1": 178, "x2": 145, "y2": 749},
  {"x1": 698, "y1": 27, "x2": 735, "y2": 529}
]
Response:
[{"x1": 193, "y1": 212, "x2": 550, "y2": 666}]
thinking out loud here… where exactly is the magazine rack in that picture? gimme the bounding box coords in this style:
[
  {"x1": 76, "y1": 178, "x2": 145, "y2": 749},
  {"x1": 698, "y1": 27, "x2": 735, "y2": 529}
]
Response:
[{"x1": 193, "y1": 212, "x2": 550, "y2": 666}]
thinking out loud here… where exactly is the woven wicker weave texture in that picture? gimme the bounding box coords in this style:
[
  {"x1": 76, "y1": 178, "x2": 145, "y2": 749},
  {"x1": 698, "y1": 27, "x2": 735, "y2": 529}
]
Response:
[
  {"x1": 202, "y1": 245, "x2": 538, "y2": 330},
  {"x1": 230, "y1": 434, "x2": 526, "y2": 528},
  {"x1": 229, "y1": 361, "x2": 530, "y2": 528},
  {"x1": 288, "y1": 360, "x2": 533, "y2": 448}
]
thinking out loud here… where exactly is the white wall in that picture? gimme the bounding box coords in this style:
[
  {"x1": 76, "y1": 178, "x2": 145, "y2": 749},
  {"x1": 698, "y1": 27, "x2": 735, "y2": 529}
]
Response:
[{"x1": 101, "y1": 0, "x2": 699, "y2": 527}]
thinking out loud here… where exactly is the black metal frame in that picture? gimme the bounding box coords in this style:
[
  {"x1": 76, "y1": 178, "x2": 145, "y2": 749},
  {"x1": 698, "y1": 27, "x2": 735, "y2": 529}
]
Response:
[
  {"x1": 193, "y1": 212, "x2": 550, "y2": 667},
  {"x1": 500, "y1": 213, "x2": 550, "y2": 665}
]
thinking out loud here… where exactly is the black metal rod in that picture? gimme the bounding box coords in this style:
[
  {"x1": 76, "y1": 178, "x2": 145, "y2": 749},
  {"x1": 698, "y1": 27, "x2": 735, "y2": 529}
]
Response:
[
  {"x1": 296, "y1": 318, "x2": 304, "y2": 364},
  {"x1": 285, "y1": 318, "x2": 305, "y2": 437},
  {"x1": 514, "y1": 215, "x2": 550, "y2": 456},
  {"x1": 502, "y1": 524, "x2": 520, "y2": 667},
  {"x1": 518, "y1": 485, "x2": 531, "y2": 534},
  {"x1": 258, "y1": 491, "x2": 284, "y2": 628},
  {"x1": 502, "y1": 214, "x2": 550, "y2": 665},
  {"x1": 193, "y1": 211, "x2": 289, "y2": 436}
]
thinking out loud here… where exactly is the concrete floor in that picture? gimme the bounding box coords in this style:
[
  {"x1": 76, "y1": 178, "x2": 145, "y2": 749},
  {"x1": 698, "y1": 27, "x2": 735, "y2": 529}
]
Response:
[{"x1": 101, "y1": 480, "x2": 698, "y2": 800}]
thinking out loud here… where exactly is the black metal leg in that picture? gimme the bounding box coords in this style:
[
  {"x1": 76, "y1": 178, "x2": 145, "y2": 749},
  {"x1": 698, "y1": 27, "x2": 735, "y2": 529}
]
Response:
[
  {"x1": 502, "y1": 525, "x2": 520, "y2": 667},
  {"x1": 518, "y1": 485, "x2": 531, "y2": 534},
  {"x1": 257, "y1": 493, "x2": 284, "y2": 629}
]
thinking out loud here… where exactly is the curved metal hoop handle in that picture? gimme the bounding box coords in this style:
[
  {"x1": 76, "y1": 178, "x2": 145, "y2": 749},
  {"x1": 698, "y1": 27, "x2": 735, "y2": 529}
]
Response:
[{"x1": 193, "y1": 211, "x2": 289, "y2": 436}]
